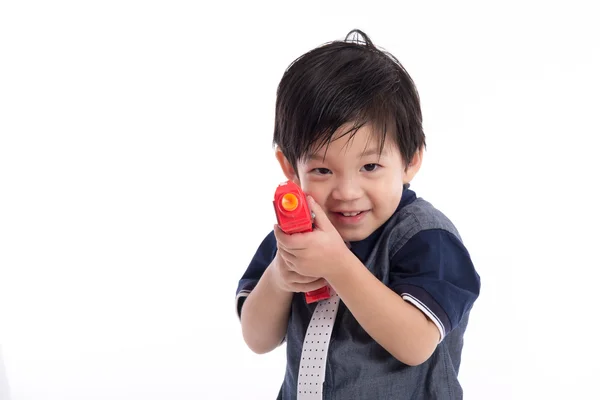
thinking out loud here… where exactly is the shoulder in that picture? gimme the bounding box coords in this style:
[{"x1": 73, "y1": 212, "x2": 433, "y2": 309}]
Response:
[{"x1": 386, "y1": 197, "x2": 462, "y2": 255}]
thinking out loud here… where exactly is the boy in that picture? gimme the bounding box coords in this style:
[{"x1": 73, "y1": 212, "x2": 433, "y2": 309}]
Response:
[{"x1": 235, "y1": 30, "x2": 480, "y2": 399}]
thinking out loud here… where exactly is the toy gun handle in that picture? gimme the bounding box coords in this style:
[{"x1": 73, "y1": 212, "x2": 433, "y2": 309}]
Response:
[{"x1": 273, "y1": 180, "x2": 331, "y2": 304}]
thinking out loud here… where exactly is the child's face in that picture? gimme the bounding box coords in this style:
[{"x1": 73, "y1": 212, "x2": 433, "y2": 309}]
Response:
[{"x1": 280, "y1": 124, "x2": 421, "y2": 242}]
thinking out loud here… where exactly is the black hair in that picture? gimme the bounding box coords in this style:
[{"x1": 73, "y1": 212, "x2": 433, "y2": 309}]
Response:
[{"x1": 273, "y1": 29, "x2": 426, "y2": 175}]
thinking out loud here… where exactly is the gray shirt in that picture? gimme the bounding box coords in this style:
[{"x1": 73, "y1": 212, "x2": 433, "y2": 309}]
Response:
[{"x1": 237, "y1": 189, "x2": 480, "y2": 399}]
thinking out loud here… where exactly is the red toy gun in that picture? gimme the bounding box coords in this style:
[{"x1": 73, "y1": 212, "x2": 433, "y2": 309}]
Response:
[{"x1": 273, "y1": 180, "x2": 331, "y2": 303}]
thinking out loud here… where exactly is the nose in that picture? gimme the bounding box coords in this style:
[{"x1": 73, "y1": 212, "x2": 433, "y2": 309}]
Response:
[{"x1": 331, "y1": 177, "x2": 363, "y2": 202}]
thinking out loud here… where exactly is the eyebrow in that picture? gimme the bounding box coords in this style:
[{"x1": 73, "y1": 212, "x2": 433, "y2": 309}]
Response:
[{"x1": 307, "y1": 147, "x2": 388, "y2": 161}]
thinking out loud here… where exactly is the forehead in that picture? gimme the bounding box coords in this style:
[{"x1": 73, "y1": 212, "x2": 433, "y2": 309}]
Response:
[{"x1": 305, "y1": 123, "x2": 397, "y2": 161}]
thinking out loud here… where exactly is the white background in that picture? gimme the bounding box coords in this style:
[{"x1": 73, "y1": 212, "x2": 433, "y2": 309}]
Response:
[{"x1": 1, "y1": 1, "x2": 599, "y2": 399}]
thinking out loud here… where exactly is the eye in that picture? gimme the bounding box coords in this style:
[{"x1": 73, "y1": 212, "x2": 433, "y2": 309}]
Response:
[
  {"x1": 361, "y1": 163, "x2": 380, "y2": 172},
  {"x1": 311, "y1": 168, "x2": 332, "y2": 175}
]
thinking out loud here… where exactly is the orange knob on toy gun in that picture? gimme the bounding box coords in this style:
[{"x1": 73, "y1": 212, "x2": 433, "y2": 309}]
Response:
[
  {"x1": 281, "y1": 193, "x2": 299, "y2": 211},
  {"x1": 273, "y1": 180, "x2": 331, "y2": 303}
]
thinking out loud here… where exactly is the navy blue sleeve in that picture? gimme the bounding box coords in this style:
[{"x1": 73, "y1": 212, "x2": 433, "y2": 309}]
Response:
[
  {"x1": 235, "y1": 230, "x2": 277, "y2": 318},
  {"x1": 389, "y1": 229, "x2": 480, "y2": 340}
]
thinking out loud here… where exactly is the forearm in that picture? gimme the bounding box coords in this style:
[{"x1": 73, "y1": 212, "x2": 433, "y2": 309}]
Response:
[
  {"x1": 327, "y1": 252, "x2": 439, "y2": 366},
  {"x1": 240, "y1": 262, "x2": 293, "y2": 354}
]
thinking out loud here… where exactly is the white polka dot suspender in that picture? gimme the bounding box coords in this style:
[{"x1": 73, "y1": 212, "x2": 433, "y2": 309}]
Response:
[{"x1": 297, "y1": 289, "x2": 341, "y2": 399}]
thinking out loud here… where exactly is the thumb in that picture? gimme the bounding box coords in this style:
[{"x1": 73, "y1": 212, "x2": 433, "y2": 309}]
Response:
[{"x1": 307, "y1": 195, "x2": 333, "y2": 231}]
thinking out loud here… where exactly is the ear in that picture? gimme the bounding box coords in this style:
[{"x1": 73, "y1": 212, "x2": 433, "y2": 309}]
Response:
[
  {"x1": 402, "y1": 146, "x2": 424, "y2": 184},
  {"x1": 275, "y1": 146, "x2": 300, "y2": 184}
]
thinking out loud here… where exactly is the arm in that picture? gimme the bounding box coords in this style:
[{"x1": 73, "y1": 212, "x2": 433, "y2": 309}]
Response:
[
  {"x1": 240, "y1": 251, "x2": 327, "y2": 354},
  {"x1": 327, "y1": 251, "x2": 439, "y2": 366},
  {"x1": 240, "y1": 257, "x2": 293, "y2": 354}
]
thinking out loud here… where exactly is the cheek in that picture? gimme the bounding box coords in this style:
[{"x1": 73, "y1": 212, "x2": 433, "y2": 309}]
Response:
[
  {"x1": 371, "y1": 178, "x2": 402, "y2": 208},
  {"x1": 302, "y1": 185, "x2": 327, "y2": 204},
  {"x1": 298, "y1": 178, "x2": 321, "y2": 199}
]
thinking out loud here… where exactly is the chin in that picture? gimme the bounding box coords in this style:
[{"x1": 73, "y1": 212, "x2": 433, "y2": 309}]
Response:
[{"x1": 337, "y1": 229, "x2": 371, "y2": 243}]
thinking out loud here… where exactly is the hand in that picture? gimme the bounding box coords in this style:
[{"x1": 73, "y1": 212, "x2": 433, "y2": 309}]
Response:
[
  {"x1": 273, "y1": 195, "x2": 350, "y2": 281},
  {"x1": 270, "y1": 251, "x2": 328, "y2": 293}
]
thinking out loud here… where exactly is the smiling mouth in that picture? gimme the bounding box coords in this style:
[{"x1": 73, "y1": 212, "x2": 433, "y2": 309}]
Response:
[
  {"x1": 332, "y1": 209, "x2": 371, "y2": 217},
  {"x1": 338, "y1": 211, "x2": 363, "y2": 217},
  {"x1": 329, "y1": 210, "x2": 370, "y2": 225}
]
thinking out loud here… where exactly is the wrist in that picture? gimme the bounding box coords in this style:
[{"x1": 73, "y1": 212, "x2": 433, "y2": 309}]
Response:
[
  {"x1": 266, "y1": 261, "x2": 293, "y2": 296},
  {"x1": 323, "y1": 247, "x2": 358, "y2": 284}
]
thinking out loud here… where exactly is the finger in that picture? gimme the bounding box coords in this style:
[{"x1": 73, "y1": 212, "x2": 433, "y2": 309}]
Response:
[
  {"x1": 277, "y1": 245, "x2": 297, "y2": 264},
  {"x1": 273, "y1": 224, "x2": 285, "y2": 243},
  {"x1": 273, "y1": 224, "x2": 302, "y2": 251},
  {"x1": 289, "y1": 278, "x2": 328, "y2": 293},
  {"x1": 306, "y1": 195, "x2": 334, "y2": 231},
  {"x1": 274, "y1": 227, "x2": 307, "y2": 252},
  {"x1": 286, "y1": 270, "x2": 322, "y2": 283}
]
